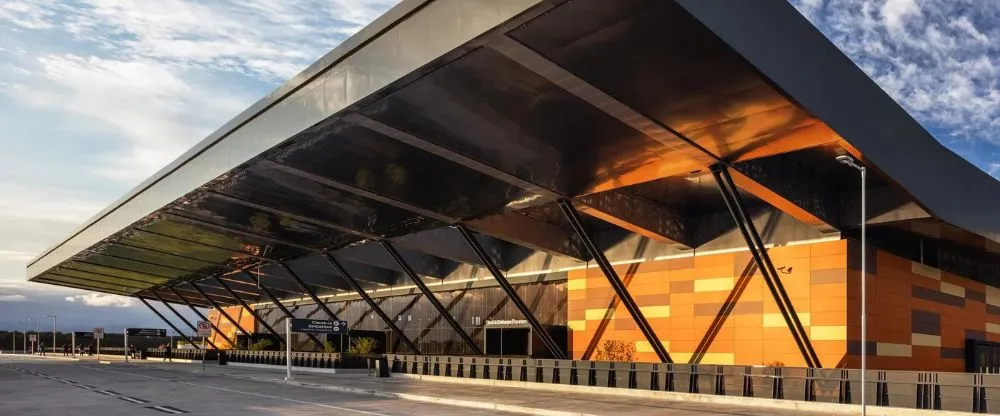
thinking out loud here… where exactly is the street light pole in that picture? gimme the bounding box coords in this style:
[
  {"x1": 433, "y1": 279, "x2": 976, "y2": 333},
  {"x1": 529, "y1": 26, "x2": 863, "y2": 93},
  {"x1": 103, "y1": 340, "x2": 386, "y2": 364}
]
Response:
[
  {"x1": 837, "y1": 155, "x2": 867, "y2": 416},
  {"x1": 22, "y1": 319, "x2": 27, "y2": 354},
  {"x1": 45, "y1": 315, "x2": 56, "y2": 355}
]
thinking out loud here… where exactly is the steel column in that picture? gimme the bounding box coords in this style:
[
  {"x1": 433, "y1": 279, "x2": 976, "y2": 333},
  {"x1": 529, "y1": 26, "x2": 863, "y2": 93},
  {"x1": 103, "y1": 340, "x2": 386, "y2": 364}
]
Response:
[
  {"x1": 711, "y1": 165, "x2": 821, "y2": 368},
  {"x1": 153, "y1": 292, "x2": 219, "y2": 350},
  {"x1": 455, "y1": 224, "x2": 566, "y2": 359},
  {"x1": 168, "y1": 287, "x2": 236, "y2": 348},
  {"x1": 211, "y1": 275, "x2": 284, "y2": 343},
  {"x1": 319, "y1": 252, "x2": 420, "y2": 354},
  {"x1": 557, "y1": 199, "x2": 673, "y2": 363},
  {"x1": 189, "y1": 283, "x2": 252, "y2": 339},
  {"x1": 380, "y1": 240, "x2": 482, "y2": 355},
  {"x1": 137, "y1": 297, "x2": 196, "y2": 346},
  {"x1": 276, "y1": 263, "x2": 340, "y2": 320},
  {"x1": 257, "y1": 284, "x2": 325, "y2": 350}
]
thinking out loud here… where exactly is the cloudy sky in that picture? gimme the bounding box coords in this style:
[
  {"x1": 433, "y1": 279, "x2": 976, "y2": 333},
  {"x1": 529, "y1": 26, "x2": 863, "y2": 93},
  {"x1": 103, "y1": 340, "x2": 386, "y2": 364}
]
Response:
[{"x1": 0, "y1": 0, "x2": 998, "y2": 331}]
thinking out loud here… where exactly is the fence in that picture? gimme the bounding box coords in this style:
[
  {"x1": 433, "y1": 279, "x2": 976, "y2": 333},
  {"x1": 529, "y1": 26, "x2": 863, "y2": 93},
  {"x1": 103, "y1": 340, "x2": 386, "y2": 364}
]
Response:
[
  {"x1": 146, "y1": 348, "x2": 218, "y2": 361},
  {"x1": 387, "y1": 355, "x2": 1000, "y2": 413}
]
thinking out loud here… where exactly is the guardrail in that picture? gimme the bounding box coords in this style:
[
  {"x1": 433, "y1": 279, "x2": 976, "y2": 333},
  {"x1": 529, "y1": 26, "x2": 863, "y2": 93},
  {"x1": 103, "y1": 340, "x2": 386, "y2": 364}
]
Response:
[
  {"x1": 387, "y1": 355, "x2": 1000, "y2": 413},
  {"x1": 146, "y1": 348, "x2": 217, "y2": 361}
]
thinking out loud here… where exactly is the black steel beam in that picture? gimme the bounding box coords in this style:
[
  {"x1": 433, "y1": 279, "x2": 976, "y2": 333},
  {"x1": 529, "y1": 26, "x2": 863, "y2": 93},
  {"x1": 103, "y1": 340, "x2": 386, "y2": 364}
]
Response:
[
  {"x1": 455, "y1": 224, "x2": 566, "y2": 359},
  {"x1": 189, "y1": 282, "x2": 253, "y2": 339},
  {"x1": 170, "y1": 285, "x2": 235, "y2": 306},
  {"x1": 168, "y1": 287, "x2": 236, "y2": 348},
  {"x1": 211, "y1": 275, "x2": 283, "y2": 343},
  {"x1": 147, "y1": 288, "x2": 213, "y2": 309},
  {"x1": 380, "y1": 240, "x2": 482, "y2": 355},
  {"x1": 207, "y1": 191, "x2": 379, "y2": 240},
  {"x1": 132, "y1": 229, "x2": 273, "y2": 262},
  {"x1": 257, "y1": 284, "x2": 325, "y2": 350},
  {"x1": 558, "y1": 199, "x2": 672, "y2": 363},
  {"x1": 152, "y1": 292, "x2": 219, "y2": 350},
  {"x1": 575, "y1": 190, "x2": 694, "y2": 247},
  {"x1": 137, "y1": 297, "x2": 196, "y2": 346},
  {"x1": 320, "y1": 252, "x2": 420, "y2": 354},
  {"x1": 711, "y1": 165, "x2": 821, "y2": 368},
  {"x1": 165, "y1": 213, "x2": 318, "y2": 252},
  {"x1": 277, "y1": 262, "x2": 340, "y2": 321}
]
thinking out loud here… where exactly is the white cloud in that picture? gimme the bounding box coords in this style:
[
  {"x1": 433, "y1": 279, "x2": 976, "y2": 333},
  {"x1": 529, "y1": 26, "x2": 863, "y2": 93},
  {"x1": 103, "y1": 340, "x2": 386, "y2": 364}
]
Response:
[
  {"x1": 791, "y1": 0, "x2": 1000, "y2": 148},
  {"x1": 65, "y1": 293, "x2": 133, "y2": 307},
  {"x1": 0, "y1": 294, "x2": 26, "y2": 301}
]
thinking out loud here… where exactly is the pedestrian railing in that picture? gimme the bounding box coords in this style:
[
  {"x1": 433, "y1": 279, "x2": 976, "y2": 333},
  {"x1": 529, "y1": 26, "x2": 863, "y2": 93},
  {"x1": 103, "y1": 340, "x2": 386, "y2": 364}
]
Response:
[
  {"x1": 146, "y1": 348, "x2": 217, "y2": 361},
  {"x1": 221, "y1": 350, "x2": 341, "y2": 368},
  {"x1": 386, "y1": 355, "x2": 1000, "y2": 413}
]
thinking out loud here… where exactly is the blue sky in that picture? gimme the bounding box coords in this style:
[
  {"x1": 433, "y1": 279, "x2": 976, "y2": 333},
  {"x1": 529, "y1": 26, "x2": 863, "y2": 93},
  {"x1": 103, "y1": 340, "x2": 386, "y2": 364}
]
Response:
[{"x1": 0, "y1": 0, "x2": 997, "y2": 331}]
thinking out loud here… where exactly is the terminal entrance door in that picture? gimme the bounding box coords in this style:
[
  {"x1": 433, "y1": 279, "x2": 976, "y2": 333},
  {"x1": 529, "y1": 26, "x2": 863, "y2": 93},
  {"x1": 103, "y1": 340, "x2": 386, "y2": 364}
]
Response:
[{"x1": 484, "y1": 327, "x2": 531, "y2": 357}]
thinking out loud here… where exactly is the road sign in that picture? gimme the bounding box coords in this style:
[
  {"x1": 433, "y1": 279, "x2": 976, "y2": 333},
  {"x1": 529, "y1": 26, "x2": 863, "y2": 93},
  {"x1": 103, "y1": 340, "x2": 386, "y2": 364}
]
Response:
[
  {"x1": 93, "y1": 328, "x2": 104, "y2": 340},
  {"x1": 29, "y1": 334, "x2": 37, "y2": 342},
  {"x1": 196, "y1": 321, "x2": 212, "y2": 337},
  {"x1": 289, "y1": 318, "x2": 348, "y2": 334},
  {"x1": 126, "y1": 328, "x2": 166, "y2": 337},
  {"x1": 74, "y1": 331, "x2": 94, "y2": 339}
]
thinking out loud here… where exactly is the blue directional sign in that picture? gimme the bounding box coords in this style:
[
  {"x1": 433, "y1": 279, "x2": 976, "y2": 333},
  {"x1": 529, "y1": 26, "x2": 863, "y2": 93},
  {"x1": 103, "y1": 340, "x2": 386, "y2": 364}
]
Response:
[
  {"x1": 289, "y1": 319, "x2": 348, "y2": 334},
  {"x1": 126, "y1": 328, "x2": 166, "y2": 337}
]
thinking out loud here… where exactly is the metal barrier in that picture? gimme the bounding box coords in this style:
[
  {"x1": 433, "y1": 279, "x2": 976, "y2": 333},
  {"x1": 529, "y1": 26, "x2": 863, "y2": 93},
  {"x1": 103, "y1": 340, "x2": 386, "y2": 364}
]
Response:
[
  {"x1": 186, "y1": 350, "x2": 342, "y2": 368},
  {"x1": 387, "y1": 354, "x2": 1000, "y2": 413}
]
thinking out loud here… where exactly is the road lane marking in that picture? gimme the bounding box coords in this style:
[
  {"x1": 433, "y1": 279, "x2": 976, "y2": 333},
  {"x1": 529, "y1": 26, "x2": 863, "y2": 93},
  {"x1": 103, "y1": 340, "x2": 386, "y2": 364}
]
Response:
[
  {"x1": 146, "y1": 405, "x2": 188, "y2": 414},
  {"x1": 119, "y1": 396, "x2": 149, "y2": 404},
  {"x1": 83, "y1": 366, "x2": 391, "y2": 416}
]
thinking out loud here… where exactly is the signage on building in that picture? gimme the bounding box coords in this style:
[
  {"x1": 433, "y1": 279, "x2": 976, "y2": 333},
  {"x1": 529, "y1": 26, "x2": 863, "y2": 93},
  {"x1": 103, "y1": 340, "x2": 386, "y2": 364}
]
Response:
[
  {"x1": 485, "y1": 319, "x2": 529, "y2": 327},
  {"x1": 196, "y1": 321, "x2": 212, "y2": 337},
  {"x1": 93, "y1": 327, "x2": 105, "y2": 339},
  {"x1": 126, "y1": 328, "x2": 166, "y2": 337},
  {"x1": 289, "y1": 319, "x2": 347, "y2": 334}
]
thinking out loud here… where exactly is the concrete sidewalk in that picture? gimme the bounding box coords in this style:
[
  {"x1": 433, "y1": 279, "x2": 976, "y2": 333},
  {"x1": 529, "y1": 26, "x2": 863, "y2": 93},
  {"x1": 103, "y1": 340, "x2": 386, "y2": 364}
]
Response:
[{"x1": 122, "y1": 360, "x2": 845, "y2": 416}]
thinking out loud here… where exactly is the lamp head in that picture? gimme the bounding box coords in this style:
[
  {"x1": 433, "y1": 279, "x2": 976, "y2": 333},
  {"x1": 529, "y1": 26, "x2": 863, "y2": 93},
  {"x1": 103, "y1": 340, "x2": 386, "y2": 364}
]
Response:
[{"x1": 835, "y1": 155, "x2": 863, "y2": 171}]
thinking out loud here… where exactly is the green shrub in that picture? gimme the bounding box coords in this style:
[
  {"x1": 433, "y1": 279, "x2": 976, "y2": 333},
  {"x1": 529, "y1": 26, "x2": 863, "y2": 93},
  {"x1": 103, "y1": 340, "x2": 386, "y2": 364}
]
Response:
[
  {"x1": 249, "y1": 339, "x2": 273, "y2": 351},
  {"x1": 347, "y1": 337, "x2": 378, "y2": 355},
  {"x1": 594, "y1": 340, "x2": 636, "y2": 362}
]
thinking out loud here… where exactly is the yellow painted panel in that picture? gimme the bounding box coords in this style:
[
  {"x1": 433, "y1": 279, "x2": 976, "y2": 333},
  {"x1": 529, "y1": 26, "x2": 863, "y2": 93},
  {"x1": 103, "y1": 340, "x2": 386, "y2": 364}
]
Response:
[
  {"x1": 911, "y1": 333, "x2": 941, "y2": 347},
  {"x1": 763, "y1": 313, "x2": 810, "y2": 328},
  {"x1": 810, "y1": 326, "x2": 847, "y2": 341},
  {"x1": 876, "y1": 342, "x2": 912, "y2": 357},
  {"x1": 940, "y1": 282, "x2": 965, "y2": 298},
  {"x1": 639, "y1": 305, "x2": 671, "y2": 318},
  {"x1": 694, "y1": 277, "x2": 734, "y2": 292},
  {"x1": 699, "y1": 353, "x2": 735, "y2": 365},
  {"x1": 568, "y1": 320, "x2": 586, "y2": 332},
  {"x1": 635, "y1": 340, "x2": 670, "y2": 353},
  {"x1": 986, "y1": 323, "x2": 1000, "y2": 334},
  {"x1": 911, "y1": 262, "x2": 941, "y2": 280},
  {"x1": 585, "y1": 309, "x2": 610, "y2": 321},
  {"x1": 567, "y1": 278, "x2": 587, "y2": 291},
  {"x1": 671, "y1": 352, "x2": 693, "y2": 363}
]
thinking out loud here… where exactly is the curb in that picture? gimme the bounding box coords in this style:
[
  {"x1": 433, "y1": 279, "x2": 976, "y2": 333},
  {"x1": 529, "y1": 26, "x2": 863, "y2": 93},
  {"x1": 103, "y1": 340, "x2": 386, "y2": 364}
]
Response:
[
  {"x1": 130, "y1": 362, "x2": 595, "y2": 416},
  {"x1": 394, "y1": 373, "x2": 972, "y2": 416}
]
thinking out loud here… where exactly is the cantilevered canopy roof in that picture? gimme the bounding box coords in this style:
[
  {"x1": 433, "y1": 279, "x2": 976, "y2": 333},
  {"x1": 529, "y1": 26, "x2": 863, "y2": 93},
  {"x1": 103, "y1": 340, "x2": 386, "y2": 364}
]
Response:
[{"x1": 28, "y1": 0, "x2": 1000, "y2": 306}]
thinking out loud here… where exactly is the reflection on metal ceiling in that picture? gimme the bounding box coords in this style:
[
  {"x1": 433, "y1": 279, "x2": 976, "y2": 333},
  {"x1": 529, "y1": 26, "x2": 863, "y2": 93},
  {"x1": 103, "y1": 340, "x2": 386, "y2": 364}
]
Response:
[{"x1": 26, "y1": 0, "x2": 1000, "y2": 303}]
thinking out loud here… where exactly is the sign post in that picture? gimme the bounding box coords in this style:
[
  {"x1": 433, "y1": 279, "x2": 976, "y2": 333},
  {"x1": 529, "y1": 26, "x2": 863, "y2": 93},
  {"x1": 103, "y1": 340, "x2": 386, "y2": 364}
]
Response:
[
  {"x1": 93, "y1": 328, "x2": 104, "y2": 360},
  {"x1": 285, "y1": 318, "x2": 292, "y2": 381},
  {"x1": 124, "y1": 327, "x2": 128, "y2": 362},
  {"x1": 196, "y1": 321, "x2": 211, "y2": 372},
  {"x1": 29, "y1": 334, "x2": 37, "y2": 354},
  {"x1": 285, "y1": 318, "x2": 348, "y2": 379},
  {"x1": 71, "y1": 332, "x2": 75, "y2": 357}
]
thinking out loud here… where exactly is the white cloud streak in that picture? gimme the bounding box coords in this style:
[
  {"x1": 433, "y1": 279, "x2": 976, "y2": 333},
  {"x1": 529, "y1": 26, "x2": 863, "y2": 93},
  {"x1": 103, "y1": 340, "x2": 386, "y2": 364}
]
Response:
[{"x1": 65, "y1": 293, "x2": 133, "y2": 307}]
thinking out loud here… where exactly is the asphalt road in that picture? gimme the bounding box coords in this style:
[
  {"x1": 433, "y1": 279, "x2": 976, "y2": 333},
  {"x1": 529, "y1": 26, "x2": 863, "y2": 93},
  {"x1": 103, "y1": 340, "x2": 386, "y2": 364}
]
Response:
[{"x1": 0, "y1": 356, "x2": 509, "y2": 415}]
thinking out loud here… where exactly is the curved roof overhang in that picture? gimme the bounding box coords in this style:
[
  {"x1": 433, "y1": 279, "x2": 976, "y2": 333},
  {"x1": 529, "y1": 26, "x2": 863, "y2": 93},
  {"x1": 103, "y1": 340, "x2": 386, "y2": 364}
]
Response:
[{"x1": 27, "y1": 0, "x2": 1000, "y2": 305}]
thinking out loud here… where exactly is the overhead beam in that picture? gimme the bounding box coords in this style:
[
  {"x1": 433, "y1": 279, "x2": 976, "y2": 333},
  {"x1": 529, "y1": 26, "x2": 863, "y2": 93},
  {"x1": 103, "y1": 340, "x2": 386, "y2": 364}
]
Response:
[
  {"x1": 381, "y1": 240, "x2": 482, "y2": 354},
  {"x1": 334, "y1": 243, "x2": 448, "y2": 279},
  {"x1": 167, "y1": 287, "x2": 238, "y2": 348},
  {"x1": 137, "y1": 297, "x2": 196, "y2": 346},
  {"x1": 391, "y1": 227, "x2": 505, "y2": 268},
  {"x1": 211, "y1": 275, "x2": 283, "y2": 343},
  {"x1": 188, "y1": 282, "x2": 253, "y2": 339},
  {"x1": 575, "y1": 189, "x2": 694, "y2": 247},
  {"x1": 277, "y1": 262, "x2": 340, "y2": 321},
  {"x1": 152, "y1": 292, "x2": 219, "y2": 350},
  {"x1": 455, "y1": 225, "x2": 566, "y2": 359},
  {"x1": 257, "y1": 284, "x2": 325, "y2": 350},
  {"x1": 465, "y1": 211, "x2": 587, "y2": 260},
  {"x1": 148, "y1": 289, "x2": 213, "y2": 309},
  {"x1": 729, "y1": 157, "x2": 840, "y2": 232},
  {"x1": 164, "y1": 213, "x2": 318, "y2": 252},
  {"x1": 320, "y1": 252, "x2": 420, "y2": 354},
  {"x1": 558, "y1": 199, "x2": 672, "y2": 363}
]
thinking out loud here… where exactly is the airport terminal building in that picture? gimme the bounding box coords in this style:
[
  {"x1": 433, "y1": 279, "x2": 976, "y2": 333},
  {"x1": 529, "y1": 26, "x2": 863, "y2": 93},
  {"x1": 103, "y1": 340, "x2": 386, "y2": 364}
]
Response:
[{"x1": 27, "y1": 0, "x2": 1000, "y2": 373}]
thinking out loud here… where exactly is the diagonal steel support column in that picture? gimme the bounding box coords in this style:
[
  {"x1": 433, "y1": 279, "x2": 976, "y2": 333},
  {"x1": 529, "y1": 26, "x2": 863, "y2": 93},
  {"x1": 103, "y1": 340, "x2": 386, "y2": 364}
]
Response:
[
  {"x1": 558, "y1": 199, "x2": 673, "y2": 363},
  {"x1": 319, "y1": 252, "x2": 420, "y2": 354},
  {"x1": 211, "y1": 275, "x2": 284, "y2": 343},
  {"x1": 276, "y1": 263, "x2": 340, "y2": 321},
  {"x1": 137, "y1": 297, "x2": 196, "y2": 346},
  {"x1": 168, "y1": 288, "x2": 236, "y2": 348},
  {"x1": 711, "y1": 165, "x2": 821, "y2": 368},
  {"x1": 380, "y1": 240, "x2": 482, "y2": 355},
  {"x1": 454, "y1": 224, "x2": 566, "y2": 359},
  {"x1": 257, "y1": 284, "x2": 325, "y2": 350},
  {"x1": 189, "y1": 282, "x2": 253, "y2": 339},
  {"x1": 153, "y1": 292, "x2": 219, "y2": 350}
]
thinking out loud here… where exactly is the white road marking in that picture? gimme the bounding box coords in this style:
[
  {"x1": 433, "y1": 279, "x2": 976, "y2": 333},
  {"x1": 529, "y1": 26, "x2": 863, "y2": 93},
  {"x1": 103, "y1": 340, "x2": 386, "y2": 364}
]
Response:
[
  {"x1": 83, "y1": 366, "x2": 391, "y2": 416},
  {"x1": 147, "y1": 405, "x2": 185, "y2": 414}
]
